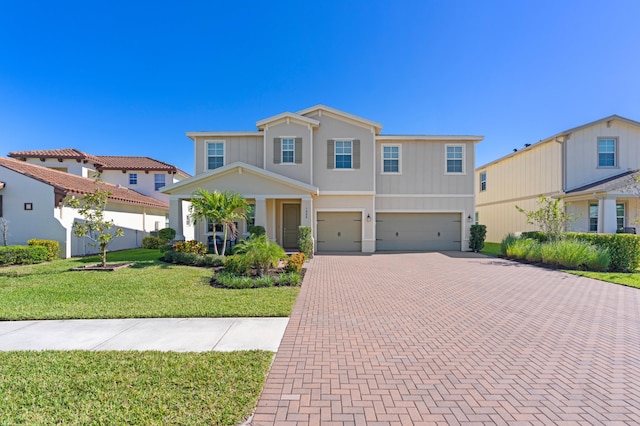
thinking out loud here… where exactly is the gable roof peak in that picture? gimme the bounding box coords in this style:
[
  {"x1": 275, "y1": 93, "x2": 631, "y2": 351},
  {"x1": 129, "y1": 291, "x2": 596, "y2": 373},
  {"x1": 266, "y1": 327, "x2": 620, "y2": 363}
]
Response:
[{"x1": 296, "y1": 104, "x2": 383, "y2": 134}]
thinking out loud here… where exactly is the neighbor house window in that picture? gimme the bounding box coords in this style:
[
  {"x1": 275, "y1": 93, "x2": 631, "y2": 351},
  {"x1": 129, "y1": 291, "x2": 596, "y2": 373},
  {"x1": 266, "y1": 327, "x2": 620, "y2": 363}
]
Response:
[
  {"x1": 598, "y1": 138, "x2": 616, "y2": 167},
  {"x1": 154, "y1": 174, "x2": 166, "y2": 191},
  {"x1": 335, "y1": 140, "x2": 353, "y2": 169},
  {"x1": 282, "y1": 138, "x2": 295, "y2": 163},
  {"x1": 446, "y1": 145, "x2": 464, "y2": 173},
  {"x1": 475, "y1": 212, "x2": 479, "y2": 225},
  {"x1": 207, "y1": 141, "x2": 225, "y2": 170},
  {"x1": 589, "y1": 203, "x2": 598, "y2": 232},
  {"x1": 382, "y1": 145, "x2": 400, "y2": 173},
  {"x1": 129, "y1": 173, "x2": 137, "y2": 185},
  {"x1": 480, "y1": 171, "x2": 486, "y2": 191},
  {"x1": 617, "y1": 203, "x2": 625, "y2": 230}
]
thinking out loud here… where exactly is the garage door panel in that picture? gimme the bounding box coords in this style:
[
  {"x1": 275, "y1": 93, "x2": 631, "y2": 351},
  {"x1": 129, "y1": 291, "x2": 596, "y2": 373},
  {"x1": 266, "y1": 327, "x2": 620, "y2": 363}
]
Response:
[
  {"x1": 317, "y1": 212, "x2": 362, "y2": 252},
  {"x1": 376, "y1": 213, "x2": 461, "y2": 251}
]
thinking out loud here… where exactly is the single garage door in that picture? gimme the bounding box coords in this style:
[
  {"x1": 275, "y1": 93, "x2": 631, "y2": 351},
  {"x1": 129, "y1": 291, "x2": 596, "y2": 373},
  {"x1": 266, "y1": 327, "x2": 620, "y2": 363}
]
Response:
[
  {"x1": 376, "y1": 213, "x2": 461, "y2": 251},
  {"x1": 317, "y1": 212, "x2": 362, "y2": 252}
]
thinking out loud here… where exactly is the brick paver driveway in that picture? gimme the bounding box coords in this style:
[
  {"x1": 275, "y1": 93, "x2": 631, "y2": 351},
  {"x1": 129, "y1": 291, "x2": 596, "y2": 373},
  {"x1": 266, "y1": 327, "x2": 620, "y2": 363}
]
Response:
[{"x1": 251, "y1": 252, "x2": 640, "y2": 425}]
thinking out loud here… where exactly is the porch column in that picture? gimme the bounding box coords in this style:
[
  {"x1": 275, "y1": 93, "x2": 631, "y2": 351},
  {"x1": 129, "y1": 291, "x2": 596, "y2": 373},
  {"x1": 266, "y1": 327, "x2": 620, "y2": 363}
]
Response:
[
  {"x1": 169, "y1": 195, "x2": 185, "y2": 240},
  {"x1": 599, "y1": 196, "x2": 618, "y2": 234},
  {"x1": 301, "y1": 196, "x2": 312, "y2": 227},
  {"x1": 254, "y1": 197, "x2": 267, "y2": 228}
]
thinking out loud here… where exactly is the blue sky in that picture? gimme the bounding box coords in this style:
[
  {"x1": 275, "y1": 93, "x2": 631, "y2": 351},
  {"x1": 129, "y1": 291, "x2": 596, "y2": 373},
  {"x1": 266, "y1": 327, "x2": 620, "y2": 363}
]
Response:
[{"x1": 1, "y1": 1, "x2": 639, "y2": 175}]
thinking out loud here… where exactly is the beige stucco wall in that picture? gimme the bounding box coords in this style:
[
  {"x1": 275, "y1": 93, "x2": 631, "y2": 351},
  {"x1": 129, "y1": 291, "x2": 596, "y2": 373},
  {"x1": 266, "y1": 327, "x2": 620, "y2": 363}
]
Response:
[
  {"x1": 100, "y1": 170, "x2": 175, "y2": 203},
  {"x1": 21, "y1": 158, "x2": 95, "y2": 177},
  {"x1": 565, "y1": 121, "x2": 640, "y2": 190},
  {"x1": 193, "y1": 135, "x2": 263, "y2": 175},
  {"x1": 376, "y1": 140, "x2": 475, "y2": 195},
  {"x1": 308, "y1": 113, "x2": 375, "y2": 192},
  {"x1": 264, "y1": 121, "x2": 312, "y2": 184}
]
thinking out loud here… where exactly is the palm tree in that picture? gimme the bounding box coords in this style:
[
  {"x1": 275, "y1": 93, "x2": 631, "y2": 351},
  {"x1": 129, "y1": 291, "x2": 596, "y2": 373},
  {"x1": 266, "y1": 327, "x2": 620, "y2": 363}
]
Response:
[{"x1": 189, "y1": 189, "x2": 250, "y2": 255}]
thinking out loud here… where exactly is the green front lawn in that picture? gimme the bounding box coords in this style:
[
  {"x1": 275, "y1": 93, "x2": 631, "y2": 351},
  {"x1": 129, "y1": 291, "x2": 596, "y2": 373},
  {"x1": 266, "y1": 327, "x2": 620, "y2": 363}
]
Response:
[
  {"x1": 0, "y1": 249, "x2": 299, "y2": 320},
  {"x1": 0, "y1": 350, "x2": 272, "y2": 426},
  {"x1": 480, "y1": 242, "x2": 501, "y2": 257},
  {"x1": 567, "y1": 270, "x2": 640, "y2": 289}
]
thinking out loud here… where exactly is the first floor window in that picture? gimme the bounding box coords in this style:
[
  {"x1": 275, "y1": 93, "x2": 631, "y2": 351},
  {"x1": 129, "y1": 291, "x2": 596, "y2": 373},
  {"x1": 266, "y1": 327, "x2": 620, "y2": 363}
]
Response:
[
  {"x1": 589, "y1": 203, "x2": 598, "y2": 232},
  {"x1": 617, "y1": 203, "x2": 625, "y2": 231},
  {"x1": 382, "y1": 145, "x2": 400, "y2": 173},
  {"x1": 480, "y1": 171, "x2": 486, "y2": 191},
  {"x1": 446, "y1": 145, "x2": 464, "y2": 173},
  {"x1": 154, "y1": 174, "x2": 166, "y2": 191},
  {"x1": 247, "y1": 204, "x2": 255, "y2": 231},
  {"x1": 129, "y1": 173, "x2": 137, "y2": 185},
  {"x1": 335, "y1": 140, "x2": 352, "y2": 169},
  {"x1": 207, "y1": 141, "x2": 224, "y2": 170},
  {"x1": 598, "y1": 138, "x2": 616, "y2": 167},
  {"x1": 475, "y1": 212, "x2": 479, "y2": 225},
  {"x1": 282, "y1": 138, "x2": 295, "y2": 163}
]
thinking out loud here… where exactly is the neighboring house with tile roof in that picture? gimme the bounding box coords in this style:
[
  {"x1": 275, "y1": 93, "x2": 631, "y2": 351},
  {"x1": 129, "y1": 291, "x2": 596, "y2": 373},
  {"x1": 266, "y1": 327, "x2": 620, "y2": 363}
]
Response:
[
  {"x1": 475, "y1": 115, "x2": 640, "y2": 242},
  {"x1": 162, "y1": 105, "x2": 483, "y2": 253},
  {"x1": 0, "y1": 157, "x2": 169, "y2": 258},
  {"x1": 7, "y1": 148, "x2": 190, "y2": 204}
]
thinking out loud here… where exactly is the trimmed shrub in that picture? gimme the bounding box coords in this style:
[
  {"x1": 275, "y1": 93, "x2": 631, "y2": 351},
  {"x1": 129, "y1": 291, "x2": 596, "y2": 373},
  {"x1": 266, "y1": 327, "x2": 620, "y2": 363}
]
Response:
[
  {"x1": 248, "y1": 225, "x2": 265, "y2": 237},
  {"x1": 285, "y1": 252, "x2": 306, "y2": 273},
  {"x1": 223, "y1": 255, "x2": 252, "y2": 276},
  {"x1": 469, "y1": 224, "x2": 487, "y2": 252},
  {"x1": 520, "y1": 231, "x2": 551, "y2": 243},
  {"x1": 297, "y1": 226, "x2": 313, "y2": 258},
  {"x1": 215, "y1": 271, "x2": 274, "y2": 289},
  {"x1": 142, "y1": 236, "x2": 162, "y2": 249},
  {"x1": 162, "y1": 250, "x2": 225, "y2": 267},
  {"x1": 500, "y1": 233, "x2": 518, "y2": 256},
  {"x1": 173, "y1": 240, "x2": 207, "y2": 255},
  {"x1": 27, "y1": 239, "x2": 59, "y2": 261},
  {"x1": 0, "y1": 245, "x2": 48, "y2": 265},
  {"x1": 158, "y1": 227, "x2": 176, "y2": 241}
]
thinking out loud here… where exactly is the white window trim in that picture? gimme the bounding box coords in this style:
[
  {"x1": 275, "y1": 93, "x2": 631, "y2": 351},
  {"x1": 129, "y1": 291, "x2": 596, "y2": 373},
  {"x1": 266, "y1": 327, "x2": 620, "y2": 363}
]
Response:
[
  {"x1": 479, "y1": 171, "x2": 486, "y2": 191},
  {"x1": 334, "y1": 140, "x2": 354, "y2": 170},
  {"x1": 205, "y1": 140, "x2": 226, "y2": 171},
  {"x1": 129, "y1": 173, "x2": 138, "y2": 185},
  {"x1": 281, "y1": 137, "x2": 296, "y2": 165},
  {"x1": 381, "y1": 143, "x2": 402, "y2": 175},
  {"x1": 445, "y1": 144, "x2": 466, "y2": 175},
  {"x1": 617, "y1": 202, "x2": 626, "y2": 230},
  {"x1": 597, "y1": 137, "x2": 618, "y2": 169},
  {"x1": 589, "y1": 202, "x2": 598, "y2": 232}
]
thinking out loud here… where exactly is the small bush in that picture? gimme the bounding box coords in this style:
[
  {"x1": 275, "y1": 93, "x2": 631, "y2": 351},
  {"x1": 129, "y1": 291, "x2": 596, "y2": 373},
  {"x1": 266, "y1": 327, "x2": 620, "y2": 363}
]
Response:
[
  {"x1": 248, "y1": 225, "x2": 265, "y2": 237},
  {"x1": 142, "y1": 236, "x2": 162, "y2": 249},
  {"x1": 500, "y1": 233, "x2": 518, "y2": 256},
  {"x1": 0, "y1": 245, "x2": 49, "y2": 265},
  {"x1": 584, "y1": 247, "x2": 611, "y2": 271},
  {"x1": 214, "y1": 271, "x2": 274, "y2": 289},
  {"x1": 469, "y1": 224, "x2": 487, "y2": 252},
  {"x1": 553, "y1": 240, "x2": 592, "y2": 269},
  {"x1": 162, "y1": 250, "x2": 225, "y2": 267},
  {"x1": 173, "y1": 240, "x2": 207, "y2": 255},
  {"x1": 27, "y1": 239, "x2": 59, "y2": 261},
  {"x1": 524, "y1": 241, "x2": 543, "y2": 263},
  {"x1": 158, "y1": 228, "x2": 176, "y2": 241},
  {"x1": 223, "y1": 255, "x2": 252, "y2": 276},
  {"x1": 297, "y1": 226, "x2": 313, "y2": 258},
  {"x1": 277, "y1": 272, "x2": 301, "y2": 286},
  {"x1": 233, "y1": 235, "x2": 286, "y2": 276},
  {"x1": 285, "y1": 252, "x2": 306, "y2": 273},
  {"x1": 505, "y1": 238, "x2": 536, "y2": 260}
]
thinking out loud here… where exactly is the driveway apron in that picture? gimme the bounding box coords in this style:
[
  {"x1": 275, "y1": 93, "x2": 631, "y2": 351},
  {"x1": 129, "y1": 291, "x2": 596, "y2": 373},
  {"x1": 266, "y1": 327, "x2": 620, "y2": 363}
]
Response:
[{"x1": 251, "y1": 252, "x2": 640, "y2": 425}]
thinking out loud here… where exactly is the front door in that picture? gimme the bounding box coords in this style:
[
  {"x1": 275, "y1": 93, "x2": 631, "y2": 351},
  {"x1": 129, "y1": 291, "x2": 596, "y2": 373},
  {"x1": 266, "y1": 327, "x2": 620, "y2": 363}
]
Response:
[{"x1": 283, "y1": 204, "x2": 301, "y2": 249}]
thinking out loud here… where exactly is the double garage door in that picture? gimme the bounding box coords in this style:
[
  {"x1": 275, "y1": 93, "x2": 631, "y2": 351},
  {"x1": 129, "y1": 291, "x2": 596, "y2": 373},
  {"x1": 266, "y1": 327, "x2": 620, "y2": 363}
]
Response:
[
  {"x1": 316, "y1": 212, "x2": 462, "y2": 252},
  {"x1": 376, "y1": 213, "x2": 461, "y2": 251}
]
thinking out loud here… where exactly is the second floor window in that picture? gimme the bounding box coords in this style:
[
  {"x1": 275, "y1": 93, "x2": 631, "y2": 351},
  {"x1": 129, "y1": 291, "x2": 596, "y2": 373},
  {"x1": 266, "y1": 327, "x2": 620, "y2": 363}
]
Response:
[
  {"x1": 598, "y1": 138, "x2": 616, "y2": 167},
  {"x1": 382, "y1": 145, "x2": 400, "y2": 173},
  {"x1": 446, "y1": 145, "x2": 464, "y2": 173},
  {"x1": 129, "y1": 173, "x2": 137, "y2": 185},
  {"x1": 154, "y1": 174, "x2": 165, "y2": 191},
  {"x1": 207, "y1": 141, "x2": 225, "y2": 170},
  {"x1": 480, "y1": 171, "x2": 486, "y2": 191},
  {"x1": 335, "y1": 141, "x2": 352, "y2": 169},
  {"x1": 282, "y1": 138, "x2": 295, "y2": 163}
]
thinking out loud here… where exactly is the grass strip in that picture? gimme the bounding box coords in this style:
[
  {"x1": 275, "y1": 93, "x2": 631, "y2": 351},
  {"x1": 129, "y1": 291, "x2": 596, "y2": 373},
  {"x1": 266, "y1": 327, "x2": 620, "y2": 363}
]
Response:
[
  {"x1": 567, "y1": 270, "x2": 640, "y2": 289},
  {"x1": 0, "y1": 350, "x2": 272, "y2": 426}
]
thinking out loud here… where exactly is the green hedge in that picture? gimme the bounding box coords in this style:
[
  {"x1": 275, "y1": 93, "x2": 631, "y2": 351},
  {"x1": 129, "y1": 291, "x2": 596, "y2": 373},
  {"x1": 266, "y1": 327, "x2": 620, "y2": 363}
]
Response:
[
  {"x1": 162, "y1": 250, "x2": 225, "y2": 267},
  {"x1": 521, "y1": 231, "x2": 640, "y2": 272},
  {"x1": 0, "y1": 246, "x2": 49, "y2": 266},
  {"x1": 27, "y1": 239, "x2": 59, "y2": 261}
]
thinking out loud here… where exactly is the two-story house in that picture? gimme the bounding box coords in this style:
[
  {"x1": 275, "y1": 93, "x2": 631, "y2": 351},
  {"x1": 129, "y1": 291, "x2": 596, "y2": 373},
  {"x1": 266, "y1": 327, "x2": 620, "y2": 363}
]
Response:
[
  {"x1": 476, "y1": 115, "x2": 640, "y2": 243},
  {"x1": 7, "y1": 148, "x2": 190, "y2": 204},
  {"x1": 161, "y1": 105, "x2": 482, "y2": 253}
]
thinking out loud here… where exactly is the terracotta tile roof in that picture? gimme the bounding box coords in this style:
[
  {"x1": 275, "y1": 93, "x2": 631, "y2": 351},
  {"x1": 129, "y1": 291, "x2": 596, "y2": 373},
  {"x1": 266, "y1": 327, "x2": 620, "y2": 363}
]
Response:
[
  {"x1": 7, "y1": 148, "x2": 190, "y2": 177},
  {"x1": 8, "y1": 148, "x2": 106, "y2": 166},
  {"x1": 0, "y1": 157, "x2": 168, "y2": 209}
]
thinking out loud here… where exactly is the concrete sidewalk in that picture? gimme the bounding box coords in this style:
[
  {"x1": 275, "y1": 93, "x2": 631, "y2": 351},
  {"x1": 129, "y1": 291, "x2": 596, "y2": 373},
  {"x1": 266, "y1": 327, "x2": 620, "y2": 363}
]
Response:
[{"x1": 0, "y1": 318, "x2": 288, "y2": 352}]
